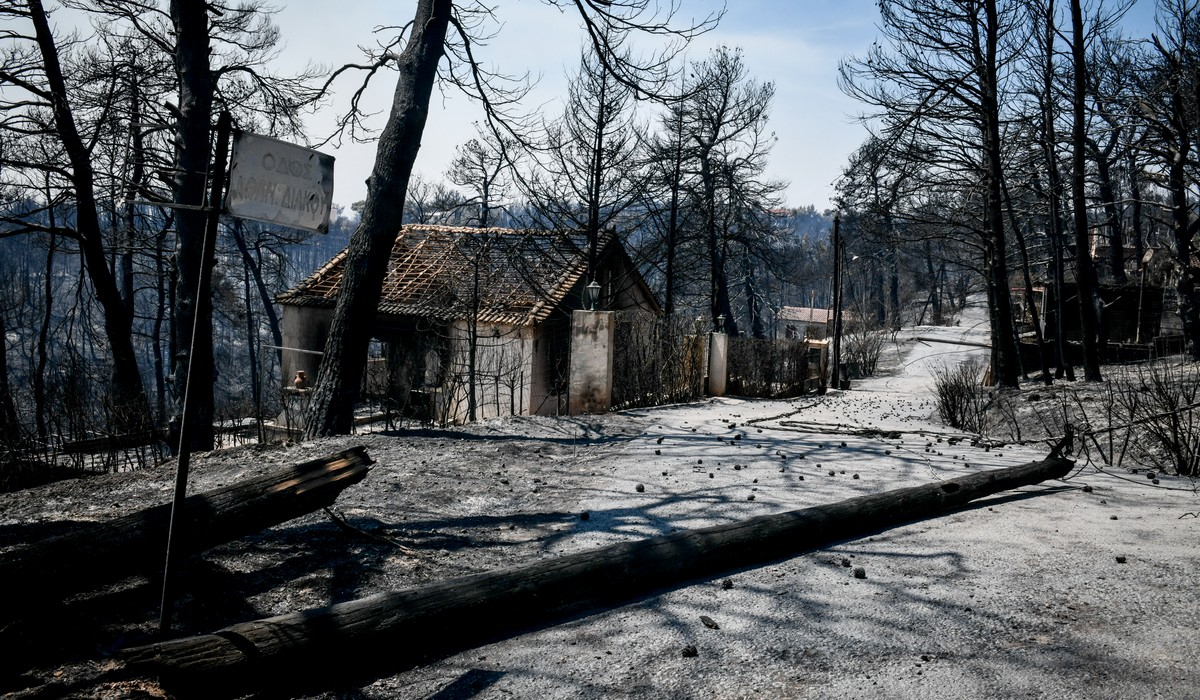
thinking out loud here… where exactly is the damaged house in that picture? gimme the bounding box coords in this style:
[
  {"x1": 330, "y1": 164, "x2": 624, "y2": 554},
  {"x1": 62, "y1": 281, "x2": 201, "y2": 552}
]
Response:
[
  {"x1": 1016, "y1": 246, "x2": 1194, "y2": 363},
  {"x1": 276, "y1": 224, "x2": 659, "y2": 424}
]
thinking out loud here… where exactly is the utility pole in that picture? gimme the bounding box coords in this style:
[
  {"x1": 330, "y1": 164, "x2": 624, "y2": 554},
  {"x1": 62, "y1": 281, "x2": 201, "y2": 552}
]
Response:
[{"x1": 830, "y1": 214, "x2": 844, "y2": 391}]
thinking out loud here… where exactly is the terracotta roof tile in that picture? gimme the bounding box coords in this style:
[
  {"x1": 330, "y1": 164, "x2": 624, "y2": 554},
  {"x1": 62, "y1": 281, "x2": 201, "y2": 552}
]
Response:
[
  {"x1": 277, "y1": 224, "x2": 613, "y2": 326},
  {"x1": 779, "y1": 306, "x2": 833, "y2": 324}
]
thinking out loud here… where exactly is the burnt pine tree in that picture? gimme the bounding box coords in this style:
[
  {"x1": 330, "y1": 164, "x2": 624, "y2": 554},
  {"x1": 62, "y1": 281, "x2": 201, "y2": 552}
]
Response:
[
  {"x1": 840, "y1": 0, "x2": 1023, "y2": 388},
  {"x1": 166, "y1": 0, "x2": 322, "y2": 451},
  {"x1": 168, "y1": 0, "x2": 220, "y2": 451},
  {"x1": 1141, "y1": 0, "x2": 1200, "y2": 361},
  {"x1": 1069, "y1": 0, "x2": 1103, "y2": 380},
  {"x1": 683, "y1": 47, "x2": 776, "y2": 336},
  {"x1": 1029, "y1": 0, "x2": 1075, "y2": 380},
  {"x1": 0, "y1": 0, "x2": 154, "y2": 432},
  {"x1": 523, "y1": 38, "x2": 646, "y2": 280},
  {"x1": 1083, "y1": 28, "x2": 1137, "y2": 287},
  {"x1": 447, "y1": 130, "x2": 511, "y2": 228},
  {"x1": 643, "y1": 96, "x2": 691, "y2": 315},
  {"x1": 304, "y1": 0, "x2": 716, "y2": 437},
  {"x1": 302, "y1": 0, "x2": 453, "y2": 437}
]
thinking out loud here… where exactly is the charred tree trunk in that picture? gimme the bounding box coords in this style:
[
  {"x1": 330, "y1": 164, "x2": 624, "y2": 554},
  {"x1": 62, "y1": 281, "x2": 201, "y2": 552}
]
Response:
[
  {"x1": 879, "y1": 266, "x2": 892, "y2": 329},
  {"x1": 586, "y1": 71, "x2": 608, "y2": 281},
  {"x1": 0, "y1": 447, "x2": 372, "y2": 612},
  {"x1": 922, "y1": 242, "x2": 942, "y2": 324},
  {"x1": 153, "y1": 220, "x2": 172, "y2": 425},
  {"x1": 229, "y1": 222, "x2": 284, "y2": 351},
  {"x1": 830, "y1": 215, "x2": 843, "y2": 390},
  {"x1": 887, "y1": 245, "x2": 900, "y2": 331},
  {"x1": 119, "y1": 73, "x2": 145, "y2": 314},
  {"x1": 1088, "y1": 135, "x2": 1126, "y2": 284},
  {"x1": 169, "y1": 0, "x2": 217, "y2": 451},
  {"x1": 1002, "y1": 177, "x2": 1052, "y2": 386},
  {"x1": 241, "y1": 255, "x2": 261, "y2": 421},
  {"x1": 124, "y1": 454, "x2": 1073, "y2": 698},
  {"x1": 1126, "y1": 149, "x2": 1145, "y2": 268},
  {"x1": 1070, "y1": 0, "x2": 1103, "y2": 380},
  {"x1": 1156, "y1": 38, "x2": 1200, "y2": 360},
  {"x1": 467, "y1": 244, "x2": 481, "y2": 422},
  {"x1": 979, "y1": 0, "x2": 1020, "y2": 388},
  {"x1": 305, "y1": 0, "x2": 452, "y2": 437},
  {"x1": 34, "y1": 228, "x2": 55, "y2": 439},
  {"x1": 743, "y1": 248, "x2": 766, "y2": 339},
  {"x1": 662, "y1": 108, "x2": 685, "y2": 316},
  {"x1": 230, "y1": 225, "x2": 282, "y2": 429},
  {"x1": 28, "y1": 0, "x2": 152, "y2": 432},
  {"x1": 719, "y1": 237, "x2": 737, "y2": 334},
  {"x1": 1168, "y1": 152, "x2": 1199, "y2": 360},
  {"x1": 700, "y1": 149, "x2": 736, "y2": 335},
  {"x1": 1038, "y1": 0, "x2": 1074, "y2": 381},
  {"x1": 0, "y1": 309, "x2": 19, "y2": 443}
]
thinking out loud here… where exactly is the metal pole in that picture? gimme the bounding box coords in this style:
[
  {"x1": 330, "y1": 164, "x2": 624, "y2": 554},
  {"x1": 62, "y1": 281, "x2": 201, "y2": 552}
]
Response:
[{"x1": 159, "y1": 110, "x2": 232, "y2": 636}]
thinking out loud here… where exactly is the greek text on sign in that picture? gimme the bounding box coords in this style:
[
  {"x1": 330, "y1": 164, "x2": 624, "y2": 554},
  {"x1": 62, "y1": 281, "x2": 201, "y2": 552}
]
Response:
[{"x1": 226, "y1": 131, "x2": 335, "y2": 234}]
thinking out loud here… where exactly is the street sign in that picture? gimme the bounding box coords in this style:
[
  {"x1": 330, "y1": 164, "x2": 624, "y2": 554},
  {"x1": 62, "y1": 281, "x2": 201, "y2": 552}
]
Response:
[{"x1": 226, "y1": 131, "x2": 335, "y2": 233}]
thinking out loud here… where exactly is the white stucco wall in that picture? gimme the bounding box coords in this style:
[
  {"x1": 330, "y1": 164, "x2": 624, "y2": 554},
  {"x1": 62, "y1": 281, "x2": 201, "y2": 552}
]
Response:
[
  {"x1": 436, "y1": 321, "x2": 537, "y2": 424},
  {"x1": 568, "y1": 311, "x2": 615, "y2": 415}
]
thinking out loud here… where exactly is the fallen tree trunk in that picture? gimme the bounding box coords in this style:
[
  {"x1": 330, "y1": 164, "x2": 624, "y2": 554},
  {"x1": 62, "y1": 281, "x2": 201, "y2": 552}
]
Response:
[
  {"x1": 1, "y1": 446, "x2": 372, "y2": 610},
  {"x1": 124, "y1": 453, "x2": 1072, "y2": 697},
  {"x1": 914, "y1": 335, "x2": 992, "y2": 349}
]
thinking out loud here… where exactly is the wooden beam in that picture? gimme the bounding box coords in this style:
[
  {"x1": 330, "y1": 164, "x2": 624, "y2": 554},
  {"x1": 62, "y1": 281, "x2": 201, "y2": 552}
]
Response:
[
  {"x1": 123, "y1": 454, "x2": 1072, "y2": 698},
  {"x1": 1, "y1": 446, "x2": 372, "y2": 612}
]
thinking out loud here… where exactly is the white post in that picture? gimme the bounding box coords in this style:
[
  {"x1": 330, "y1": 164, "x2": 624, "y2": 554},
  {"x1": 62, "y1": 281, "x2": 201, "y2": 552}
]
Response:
[
  {"x1": 707, "y1": 331, "x2": 728, "y2": 396},
  {"x1": 569, "y1": 310, "x2": 615, "y2": 415}
]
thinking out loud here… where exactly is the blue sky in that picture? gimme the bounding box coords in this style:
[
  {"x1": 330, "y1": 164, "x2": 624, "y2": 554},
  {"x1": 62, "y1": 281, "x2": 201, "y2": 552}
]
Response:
[{"x1": 269, "y1": 0, "x2": 1160, "y2": 214}]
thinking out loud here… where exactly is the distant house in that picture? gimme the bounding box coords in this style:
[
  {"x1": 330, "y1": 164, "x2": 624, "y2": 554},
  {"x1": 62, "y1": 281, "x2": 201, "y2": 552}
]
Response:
[
  {"x1": 276, "y1": 225, "x2": 658, "y2": 424},
  {"x1": 779, "y1": 306, "x2": 833, "y2": 340}
]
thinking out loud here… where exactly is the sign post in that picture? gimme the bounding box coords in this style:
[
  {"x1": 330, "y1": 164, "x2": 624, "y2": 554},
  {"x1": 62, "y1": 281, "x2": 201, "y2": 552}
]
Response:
[
  {"x1": 226, "y1": 132, "x2": 335, "y2": 234},
  {"x1": 158, "y1": 122, "x2": 335, "y2": 636},
  {"x1": 159, "y1": 110, "x2": 233, "y2": 636}
]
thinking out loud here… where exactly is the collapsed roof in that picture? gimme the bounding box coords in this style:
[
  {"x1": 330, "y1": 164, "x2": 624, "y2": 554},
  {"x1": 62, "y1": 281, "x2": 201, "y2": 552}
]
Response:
[{"x1": 277, "y1": 225, "x2": 652, "y2": 326}]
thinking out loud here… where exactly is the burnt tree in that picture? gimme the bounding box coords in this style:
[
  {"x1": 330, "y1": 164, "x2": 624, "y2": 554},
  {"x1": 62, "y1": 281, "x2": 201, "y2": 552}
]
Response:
[{"x1": 304, "y1": 0, "x2": 715, "y2": 436}]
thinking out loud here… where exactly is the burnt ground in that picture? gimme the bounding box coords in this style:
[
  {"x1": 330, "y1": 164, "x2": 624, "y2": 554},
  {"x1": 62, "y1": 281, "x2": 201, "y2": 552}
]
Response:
[
  {"x1": 3, "y1": 308, "x2": 1200, "y2": 699},
  {"x1": 1, "y1": 415, "x2": 652, "y2": 698}
]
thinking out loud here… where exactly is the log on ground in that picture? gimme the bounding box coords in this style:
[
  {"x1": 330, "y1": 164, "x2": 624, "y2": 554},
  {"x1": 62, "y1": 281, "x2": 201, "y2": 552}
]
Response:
[
  {"x1": 0, "y1": 446, "x2": 373, "y2": 611},
  {"x1": 123, "y1": 454, "x2": 1073, "y2": 697},
  {"x1": 913, "y1": 335, "x2": 992, "y2": 349}
]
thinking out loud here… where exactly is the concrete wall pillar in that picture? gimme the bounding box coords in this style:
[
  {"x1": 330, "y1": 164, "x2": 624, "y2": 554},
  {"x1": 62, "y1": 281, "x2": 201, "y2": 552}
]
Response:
[
  {"x1": 276, "y1": 305, "x2": 332, "y2": 435},
  {"x1": 707, "y1": 331, "x2": 728, "y2": 396},
  {"x1": 568, "y1": 310, "x2": 615, "y2": 415},
  {"x1": 279, "y1": 305, "x2": 332, "y2": 390}
]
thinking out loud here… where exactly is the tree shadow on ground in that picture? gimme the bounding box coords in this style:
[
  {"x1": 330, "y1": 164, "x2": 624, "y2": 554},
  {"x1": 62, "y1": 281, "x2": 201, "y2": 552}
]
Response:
[
  {"x1": 0, "y1": 516, "x2": 392, "y2": 692},
  {"x1": 377, "y1": 418, "x2": 640, "y2": 448},
  {"x1": 427, "y1": 668, "x2": 507, "y2": 700}
]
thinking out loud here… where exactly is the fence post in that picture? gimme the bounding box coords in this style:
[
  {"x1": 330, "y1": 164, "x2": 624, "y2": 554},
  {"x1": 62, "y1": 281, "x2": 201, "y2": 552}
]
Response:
[
  {"x1": 707, "y1": 331, "x2": 728, "y2": 396},
  {"x1": 569, "y1": 310, "x2": 615, "y2": 415}
]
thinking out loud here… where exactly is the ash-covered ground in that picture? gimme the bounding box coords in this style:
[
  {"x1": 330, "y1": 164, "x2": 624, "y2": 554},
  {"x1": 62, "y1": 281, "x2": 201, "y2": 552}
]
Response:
[{"x1": 3, "y1": 302, "x2": 1198, "y2": 699}]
